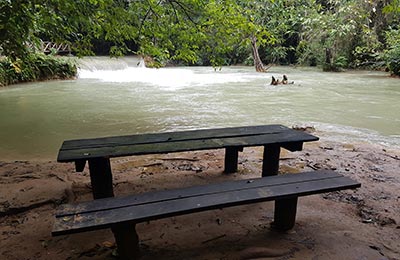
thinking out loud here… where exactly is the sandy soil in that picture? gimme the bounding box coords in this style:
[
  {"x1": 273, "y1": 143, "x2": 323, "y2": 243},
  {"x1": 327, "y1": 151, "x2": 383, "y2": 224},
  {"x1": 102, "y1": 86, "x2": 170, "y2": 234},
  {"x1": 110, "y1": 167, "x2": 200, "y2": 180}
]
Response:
[{"x1": 1, "y1": 132, "x2": 399, "y2": 260}]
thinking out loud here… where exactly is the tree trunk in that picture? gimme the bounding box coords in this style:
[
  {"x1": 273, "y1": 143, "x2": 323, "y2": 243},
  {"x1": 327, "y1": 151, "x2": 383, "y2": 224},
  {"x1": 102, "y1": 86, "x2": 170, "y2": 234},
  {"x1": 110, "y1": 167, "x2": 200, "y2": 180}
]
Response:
[
  {"x1": 323, "y1": 47, "x2": 334, "y2": 71},
  {"x1": 374, "y1": 0, "x2": 389, "y2": 45},
  {"x1": 325, "y1": 48, "x2": 332, "y2": 65},
  {"x1": 250, "y1": 36, "x2": 268, "y2": 72}
]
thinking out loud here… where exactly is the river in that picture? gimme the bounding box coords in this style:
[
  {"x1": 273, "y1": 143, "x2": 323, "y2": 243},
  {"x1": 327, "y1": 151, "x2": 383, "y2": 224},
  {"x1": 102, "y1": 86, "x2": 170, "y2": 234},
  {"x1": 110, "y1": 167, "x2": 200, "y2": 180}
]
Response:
[{"x1": 0, "y1": 56, "x2": 399, "y2": 160}]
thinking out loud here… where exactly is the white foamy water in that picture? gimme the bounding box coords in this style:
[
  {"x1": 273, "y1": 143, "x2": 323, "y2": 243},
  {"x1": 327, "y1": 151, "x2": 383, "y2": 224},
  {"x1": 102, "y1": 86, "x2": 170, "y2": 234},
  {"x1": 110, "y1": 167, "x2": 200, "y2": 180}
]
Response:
[{"x1": 78, "y1": 67, "x2": 261, "y2": 90}]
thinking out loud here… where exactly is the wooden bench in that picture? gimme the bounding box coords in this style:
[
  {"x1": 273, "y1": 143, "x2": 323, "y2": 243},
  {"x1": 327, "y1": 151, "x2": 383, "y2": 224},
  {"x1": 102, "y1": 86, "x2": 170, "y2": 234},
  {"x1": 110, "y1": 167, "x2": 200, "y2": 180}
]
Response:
[{"x1": 52, "y1": 170, "x2": 360, "y2": 259}]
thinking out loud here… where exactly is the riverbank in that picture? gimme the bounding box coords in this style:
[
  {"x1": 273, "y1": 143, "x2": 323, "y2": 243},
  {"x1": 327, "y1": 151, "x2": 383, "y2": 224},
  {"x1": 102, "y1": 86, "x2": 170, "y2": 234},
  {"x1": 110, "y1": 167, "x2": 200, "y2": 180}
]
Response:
[{"x1": 0, "y1": 135, "x2": 399, "y2": 260}]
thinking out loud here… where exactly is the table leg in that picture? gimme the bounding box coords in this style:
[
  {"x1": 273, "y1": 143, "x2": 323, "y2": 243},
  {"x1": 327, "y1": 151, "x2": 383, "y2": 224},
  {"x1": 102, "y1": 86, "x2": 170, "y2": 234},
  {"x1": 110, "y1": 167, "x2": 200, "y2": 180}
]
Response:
[
  {"x1": 88, "y1": 158, "x2": 114, "y2": 199},
  {"x1": 88, "y1": 158, "x2": 140, "y2": 259},
  {"x1": 262, "y1": 144, "x2": 281, "y2": 177},
  {"x1": 224, "y1": 147, "x2": 243, "y2": 173}
]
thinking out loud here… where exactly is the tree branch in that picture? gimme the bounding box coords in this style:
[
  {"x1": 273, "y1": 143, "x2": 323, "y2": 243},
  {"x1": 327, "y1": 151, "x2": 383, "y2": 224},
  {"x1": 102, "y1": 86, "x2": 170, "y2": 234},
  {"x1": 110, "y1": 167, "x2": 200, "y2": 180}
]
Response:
[{"x1": 168, "y1": 0, "x2": 199, "y2": 25}]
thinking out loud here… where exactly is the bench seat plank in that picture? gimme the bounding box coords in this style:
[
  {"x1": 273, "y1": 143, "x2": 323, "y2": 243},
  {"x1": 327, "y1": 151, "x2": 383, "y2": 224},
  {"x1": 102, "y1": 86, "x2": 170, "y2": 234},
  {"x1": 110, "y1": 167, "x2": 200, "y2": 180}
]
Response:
[
  {"x1": 56, "y1": 170, "x2": 340, "y2": 216},
  {"x1": 58, "y1": 125, "x2": 318, "y2": 162},
  {"x1": 53, "y1": 171, "x2": 360, "y2": 236}
]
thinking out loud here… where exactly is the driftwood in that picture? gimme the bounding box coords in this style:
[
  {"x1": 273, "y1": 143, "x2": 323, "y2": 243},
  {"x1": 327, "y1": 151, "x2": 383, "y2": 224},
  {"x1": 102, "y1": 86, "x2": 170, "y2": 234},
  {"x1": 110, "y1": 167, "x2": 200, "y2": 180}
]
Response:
[
  {"x1": 156, "y1": 157, "x2": 200, "y2": 161},
  {"x1": 201, "y1": 234, "x2": 226, "y2": 244}
]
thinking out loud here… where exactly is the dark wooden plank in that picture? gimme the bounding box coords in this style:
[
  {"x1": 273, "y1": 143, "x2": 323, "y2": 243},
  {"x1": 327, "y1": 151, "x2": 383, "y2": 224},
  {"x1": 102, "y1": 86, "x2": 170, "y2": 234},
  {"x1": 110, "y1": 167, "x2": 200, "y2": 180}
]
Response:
[
  {"x1": 56, "y1": 170, "x2": 341, "y2": 217},
  {"x1": 53, "y1": 175, "x2": 360, "y2": 235},
  {"x1": 53, "y1": 173, "x2": 360, "y2": 235},
  {"x1": 58, "y1": 129, "x2": 318, "y2": 162},
  {"x1": 281, "y1": 142, "x2": 303, "y2": 152},
  {"x1": 60, "y1": 125, "x2": 287, "y2": 150}
]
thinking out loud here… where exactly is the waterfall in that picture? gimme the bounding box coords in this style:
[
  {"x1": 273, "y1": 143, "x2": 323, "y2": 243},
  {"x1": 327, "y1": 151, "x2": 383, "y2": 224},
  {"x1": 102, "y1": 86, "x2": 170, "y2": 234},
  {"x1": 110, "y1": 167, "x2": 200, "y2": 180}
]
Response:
[
  {"x1": 137, "y1": 57, "x2": 146, "y2": 68},
  {"x1": 76, "y1": 56, "x2": 259, "y2": 88},
  {"x1": 77, "y1": 56, "x2": 143, "y2": 71}
]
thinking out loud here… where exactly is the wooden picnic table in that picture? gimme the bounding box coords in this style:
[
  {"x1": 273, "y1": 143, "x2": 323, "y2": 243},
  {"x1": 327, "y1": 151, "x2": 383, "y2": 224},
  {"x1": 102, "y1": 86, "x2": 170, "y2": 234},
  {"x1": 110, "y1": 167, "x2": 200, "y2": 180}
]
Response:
[
  {"x1": 56, "y1": 124, "x2": 320, "y2": 259},
  {"x1": 57, "y1": 124, "x2": 318, "y2": 199}
]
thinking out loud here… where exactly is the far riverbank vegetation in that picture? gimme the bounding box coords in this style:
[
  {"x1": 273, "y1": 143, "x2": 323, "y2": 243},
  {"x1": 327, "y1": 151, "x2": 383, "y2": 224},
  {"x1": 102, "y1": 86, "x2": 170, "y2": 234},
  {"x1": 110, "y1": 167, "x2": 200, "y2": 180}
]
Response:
[
  {"x1": 0, "y1": 53, "x2": 76, "y2": 87},
  {"x1": 1, "y1": 0, "x2": 399, "y2": 86}
]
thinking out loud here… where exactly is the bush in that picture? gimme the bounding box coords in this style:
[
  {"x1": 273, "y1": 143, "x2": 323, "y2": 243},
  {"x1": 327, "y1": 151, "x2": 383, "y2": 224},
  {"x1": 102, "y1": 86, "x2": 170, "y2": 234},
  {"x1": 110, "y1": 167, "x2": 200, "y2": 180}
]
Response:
[
  {"x1": 322, "y1": 56, "x2": 348, "y2": 72},
  {"x1": 384, "y1": 29, "x2": 400, "y2": 76},
  {"x1": 352, "y1": 46, "x2": 383, "y2": 69},
  {"x1": 0, "y1": 53, "x2": 77, "y2": 86}
]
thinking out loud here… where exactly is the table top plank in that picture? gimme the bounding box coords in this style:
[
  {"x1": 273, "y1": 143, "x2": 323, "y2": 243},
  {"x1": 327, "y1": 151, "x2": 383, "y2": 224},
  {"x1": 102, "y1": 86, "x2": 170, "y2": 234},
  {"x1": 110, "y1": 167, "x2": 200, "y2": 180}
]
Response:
[
  {"x1": 58, "y1": 125, "x2": 318, "y2": 162},
  {"x1": 61, "y1": 125, "x2": 286, "y2": 150}
]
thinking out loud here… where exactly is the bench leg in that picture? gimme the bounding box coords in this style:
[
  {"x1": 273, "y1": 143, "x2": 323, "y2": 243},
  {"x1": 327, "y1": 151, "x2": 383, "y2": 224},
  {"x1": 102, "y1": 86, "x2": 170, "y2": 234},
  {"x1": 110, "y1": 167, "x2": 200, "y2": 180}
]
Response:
[
  {"x1": 112, "y1": 223, "x2": 140, "y2": 260},
  {"x1": 262, "y1": 144, "x2": 281, "y2": 177},
  {"x1": 272, "y1": 197, "x2": 298, "y2": 231},
  {"x1": 224, "y1": 147, "x2": 242, "y2": 173}
]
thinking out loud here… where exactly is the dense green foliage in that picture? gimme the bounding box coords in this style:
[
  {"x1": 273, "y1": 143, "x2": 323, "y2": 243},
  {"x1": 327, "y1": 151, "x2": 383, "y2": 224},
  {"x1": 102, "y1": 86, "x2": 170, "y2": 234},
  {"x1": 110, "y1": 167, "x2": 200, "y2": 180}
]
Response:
[
  {"x1": 1, "y1": 0, "x2": 400, "y2": 78},
  {"x1": 384, "y1": 29, "x2": 400, "y2": 75},
  {"x1": 297, "y1": 0, "x2": 400, "y2": 74},
  {"x1": 0, "y1": 53, "x2": 76, "y2": 86}
]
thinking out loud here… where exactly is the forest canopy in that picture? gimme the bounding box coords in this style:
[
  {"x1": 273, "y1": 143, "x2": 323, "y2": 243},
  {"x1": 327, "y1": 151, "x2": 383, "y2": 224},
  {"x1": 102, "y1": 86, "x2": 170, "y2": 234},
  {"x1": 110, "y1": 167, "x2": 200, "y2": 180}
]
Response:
[{"x1": 0, "y1": 0, "x2": 399, "y2": 75}]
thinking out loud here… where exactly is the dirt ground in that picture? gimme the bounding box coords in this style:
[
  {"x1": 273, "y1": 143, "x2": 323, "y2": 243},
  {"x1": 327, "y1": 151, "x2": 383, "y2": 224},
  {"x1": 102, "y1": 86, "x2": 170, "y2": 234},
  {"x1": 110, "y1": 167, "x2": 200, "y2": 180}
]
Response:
[{"x1": 1, "y1": 131, "x2": 399, "y2": 260}]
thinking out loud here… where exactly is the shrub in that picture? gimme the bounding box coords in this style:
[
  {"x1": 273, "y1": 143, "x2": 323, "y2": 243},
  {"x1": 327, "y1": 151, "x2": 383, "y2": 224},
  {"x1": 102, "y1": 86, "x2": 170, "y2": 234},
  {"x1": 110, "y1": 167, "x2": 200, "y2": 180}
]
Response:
[
  {"x1": 322, "y1": 56, "x2": 348, "y2": 72},
  {"x1": 352, "y1": 46, "x2": 383, "y2": 69},
  {"x1": 384, "y1": 29, "x2": 400, "y2": 76},
  {"x1": 0, "y1": 53, "x2": 77, "y2": 86}
]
